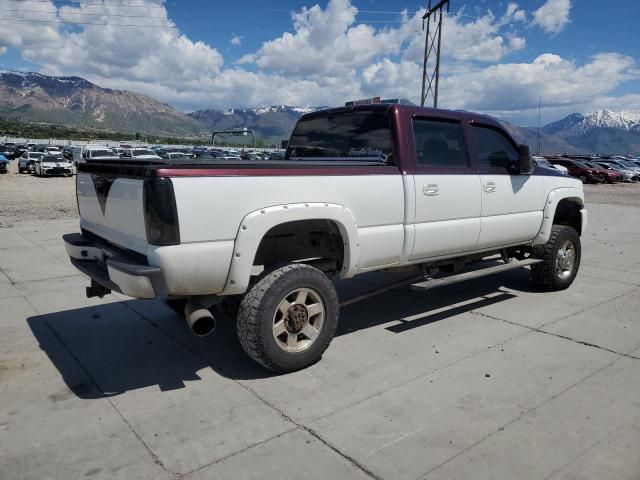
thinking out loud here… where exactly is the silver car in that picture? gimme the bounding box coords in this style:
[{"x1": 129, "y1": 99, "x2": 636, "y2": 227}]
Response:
[
  {"x1": 594, "y1": 162, "x2": 637, "y2": 182},
  {"x1": 18, "y1": 152, "x2": 44, "y2": 174}
]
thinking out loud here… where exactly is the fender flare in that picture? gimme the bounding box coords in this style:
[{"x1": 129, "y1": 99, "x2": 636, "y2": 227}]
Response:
[
  {"x1": 219, "y1": 202, "x2": 360, "y2": 295},
  {"x1": 533, "y1": 187, "x2": 585, "y2": 245}
]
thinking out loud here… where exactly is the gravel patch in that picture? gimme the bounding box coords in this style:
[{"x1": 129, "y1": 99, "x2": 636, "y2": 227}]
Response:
[{"x1": 0, "y1": 160, "x2": 78, "y2": 227}]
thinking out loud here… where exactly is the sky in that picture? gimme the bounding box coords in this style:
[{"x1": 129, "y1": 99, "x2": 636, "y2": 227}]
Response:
[{"x1": 0, "y1": 0, "x2": 639, "y2": 125}]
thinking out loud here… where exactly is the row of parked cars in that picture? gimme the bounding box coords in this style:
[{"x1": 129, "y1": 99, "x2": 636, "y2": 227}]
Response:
[
  {"x1": 75, "y1": 145, "x2": 285, "y2": 164},
  {"x1": 0, "y1": 142, "x2": 287, "y2": 176},
  {"x1": 535, "y1": 155, "x2": 640, "y2": 184}
]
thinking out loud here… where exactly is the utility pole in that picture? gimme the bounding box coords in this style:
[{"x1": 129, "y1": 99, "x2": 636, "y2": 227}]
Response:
[{"x1": 420, "y1": 0, "x2": 450, "y2": 108}]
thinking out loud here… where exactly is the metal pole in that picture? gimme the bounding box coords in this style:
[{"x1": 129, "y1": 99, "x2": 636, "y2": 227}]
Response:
[
  {"x1": 420, "y1": 8, "x2": 432, "y2": 107},
  {"x1": 433, "y1": 9, "x2": 444, "y2": 109}
]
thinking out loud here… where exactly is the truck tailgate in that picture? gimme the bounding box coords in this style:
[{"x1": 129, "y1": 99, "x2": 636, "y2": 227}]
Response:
[{"x1": 76, "y1": 172, "x2": 148, "y2": 254}]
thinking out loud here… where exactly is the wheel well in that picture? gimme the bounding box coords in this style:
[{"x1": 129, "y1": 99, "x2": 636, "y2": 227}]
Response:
[
  {"x1": 253, "y1": 219, "x2": 345, "y2": 273},
  {"x1": 553, "y1": 199, "x2": 582, "y2": 235}
]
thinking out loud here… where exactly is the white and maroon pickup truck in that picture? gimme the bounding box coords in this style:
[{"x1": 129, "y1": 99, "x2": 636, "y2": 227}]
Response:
[{"x1": 63, "y1": 104, "x2": 586, "y2": 372}]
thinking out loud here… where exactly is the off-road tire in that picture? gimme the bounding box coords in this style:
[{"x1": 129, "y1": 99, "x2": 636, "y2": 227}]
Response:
[
  {"x1": 237, "y1": 263, "x2": 339, "y2": 373},
  {"x1": 531, "y1": 225, "x2": 581, "y2": 291}
]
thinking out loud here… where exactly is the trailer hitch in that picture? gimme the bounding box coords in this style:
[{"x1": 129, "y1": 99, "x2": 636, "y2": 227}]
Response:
[{"x1": 86, "y1": 280, "x2": 111, "y2": 299}]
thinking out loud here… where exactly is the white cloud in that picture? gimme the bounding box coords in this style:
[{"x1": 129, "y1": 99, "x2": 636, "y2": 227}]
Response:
[
  {"x1": 0, "y1": 0, "x2": 636, "y2": 126},
  {"x1": 532, "y1": 0, "x2": 572, "y2": 33}
]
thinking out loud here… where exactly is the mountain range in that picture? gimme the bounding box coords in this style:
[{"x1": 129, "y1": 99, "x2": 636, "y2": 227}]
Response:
[{"x1": 0, "y1": 71, "x2": 638, "y2": 153}]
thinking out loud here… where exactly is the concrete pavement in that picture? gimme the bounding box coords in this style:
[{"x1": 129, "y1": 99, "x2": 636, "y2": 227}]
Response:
[{"x1": 1, "y1": 204, "x2": 639, "y2": 480}]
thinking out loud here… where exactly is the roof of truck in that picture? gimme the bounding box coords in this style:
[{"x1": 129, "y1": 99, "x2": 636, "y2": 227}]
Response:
[{"x1": 301, "y1": 103, "x2": 502, "y2": 128}]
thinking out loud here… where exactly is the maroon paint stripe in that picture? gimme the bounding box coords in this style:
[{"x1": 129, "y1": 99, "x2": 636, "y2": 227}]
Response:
[{"x1": 154, "y1": 166, "x2": 402, "y2": 177}]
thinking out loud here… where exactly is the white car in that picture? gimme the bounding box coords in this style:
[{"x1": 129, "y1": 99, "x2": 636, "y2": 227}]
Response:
[
  {"x1": 18, "y1": 151, "x2": 44, "y2": 173},
  {"x1": 533, "y1": 156, "x2": 568, "y2": 174},
  {"x1": 121, "y1": 148, "x2": 162, "y2": 161},
  {"x1": 34, "y1": 154, "x2": 73, "y2": 177},
  {"x1": 64, "y1": 104, "x2": 586, "y2": 372}
]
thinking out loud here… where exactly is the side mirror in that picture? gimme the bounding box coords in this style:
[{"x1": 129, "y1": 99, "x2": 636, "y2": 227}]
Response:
[{"x1": 518, "y1": 144, "x2": 534, "y2": 175}]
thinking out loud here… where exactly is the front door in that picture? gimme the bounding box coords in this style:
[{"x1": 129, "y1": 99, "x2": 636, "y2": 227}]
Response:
[
  {"x1": 471, "y1": 124, "x2": 544, "y2": 249},
  {"x1": 410, "y1": 117, "x2": 482, "y2": 261}
]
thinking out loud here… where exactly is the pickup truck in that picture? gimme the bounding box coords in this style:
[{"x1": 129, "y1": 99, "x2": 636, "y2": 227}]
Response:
[{"x1": 63, "y1": 104, "x2": 587, "y2": 372}]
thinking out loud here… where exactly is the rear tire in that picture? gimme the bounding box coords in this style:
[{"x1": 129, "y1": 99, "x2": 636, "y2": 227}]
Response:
[
  {"x1": 531, "y1": 225, "x2": 581, "y2": 291},
  {"x1": 237, "y1": 263, "x2": 339, "y2": 373}
]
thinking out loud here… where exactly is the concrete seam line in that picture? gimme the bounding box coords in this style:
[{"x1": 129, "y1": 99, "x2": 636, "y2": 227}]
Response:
[
  {"x1": 416, "y1": 354, "x2": 627, "y2": 480},
  {"x1": 41, "y1": 318, "x2": 174, "y2": 478},
  {"x1": 123, "y1": 302, "x2": 384, "y2": 480},
  {"x1": 178, "y1": 427, "x2": 299, "y2": 478},
  {"x1": 470, "y1": 310, "x2": 640, "y2": 361}
]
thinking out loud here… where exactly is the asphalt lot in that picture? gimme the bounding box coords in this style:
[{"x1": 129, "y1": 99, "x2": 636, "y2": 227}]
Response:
[{"x1": 1, "y1": 172, "x2": 640, "y2": 479}]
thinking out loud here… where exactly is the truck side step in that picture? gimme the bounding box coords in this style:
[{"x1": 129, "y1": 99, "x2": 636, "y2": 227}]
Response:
[
  {"x1": 339, "y1": 258, "x2": 542, "y2": 308},
  {"x1": 411, "y1": 258, "x2": 542, "y2": 291}
]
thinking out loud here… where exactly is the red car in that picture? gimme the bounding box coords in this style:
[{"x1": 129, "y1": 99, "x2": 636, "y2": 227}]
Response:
[
  {"x1": 582, "y1": 161, "x2": 622, "y2": 183},
  {"x1": 548, "y1": 158, "x2": 604, "y2": 183}
]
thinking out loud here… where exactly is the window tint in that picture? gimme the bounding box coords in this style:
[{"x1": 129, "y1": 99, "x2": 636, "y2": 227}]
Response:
[
  {"x1": 412, "y1": 118, "x2": 469, "y2": 168},
  {"x1": 473, "y1": 125, "x2": 518, "y2": 172},
  {"x1": 287, "y1": 113, "x2": 393, "y2": 164}
]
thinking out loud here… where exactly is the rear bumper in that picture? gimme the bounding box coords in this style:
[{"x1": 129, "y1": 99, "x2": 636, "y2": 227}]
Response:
[{"x1": 63, "y1": 233, "x2": 166, "y2": 299}]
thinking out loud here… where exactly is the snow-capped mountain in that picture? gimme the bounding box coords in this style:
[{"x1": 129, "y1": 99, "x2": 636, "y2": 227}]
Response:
[
  {"x1": 0, "y1": 70, "x2": 204, "y2": 136},
  {"x1": 543, "y1": 110, "x2": 640, "y2": 153},
  {"x1": 188, "y1": 105, "x2": 328, "y2": 143}
]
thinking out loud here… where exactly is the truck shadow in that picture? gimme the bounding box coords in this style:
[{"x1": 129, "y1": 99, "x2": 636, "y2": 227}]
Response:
[{"x1": 27, "y1": 268, "x2": 530, "y2": 399}]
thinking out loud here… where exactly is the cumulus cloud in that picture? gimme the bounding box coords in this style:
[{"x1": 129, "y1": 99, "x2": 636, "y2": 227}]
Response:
[
  {"x1": 0, "y1": 0, "x2": 636, "y2": 125},
  {"x1": 532, "y1": 0, "x2": 572, "y2": 33}
]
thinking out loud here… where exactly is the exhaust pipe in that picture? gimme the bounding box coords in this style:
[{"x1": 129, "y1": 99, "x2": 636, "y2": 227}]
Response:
[{"x1": 185, "y1": 300, "x2": 216, "y2": 337}]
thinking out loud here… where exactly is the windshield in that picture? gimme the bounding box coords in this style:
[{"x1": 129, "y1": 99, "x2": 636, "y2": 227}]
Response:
[
  {"x1": 286, "y1": 112, "x2": 393, "y2": 163},
  {"x1": 572, "y1": 160, "x2": 590, "y2": 169},
  {"x1": 619, "y1": 161, "x2": 638, "y2": 168},
  {"x1": 132, "y1": 150, "x2": 156, "y2": 156},
  {"x1": 90, "y1": 150, "x2": 117, "y2": 158},
  {"x1": 42, "y1": 156, "x2": 65, "y2": 163}
]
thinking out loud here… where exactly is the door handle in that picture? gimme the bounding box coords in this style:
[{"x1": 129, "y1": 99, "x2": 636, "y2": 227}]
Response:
[
  {"x1": 483, "y1": 181, "x2": 496, "y2": 193},
  {"x1": 423, "y1": 183, "x2": 439, "y2": 196}
]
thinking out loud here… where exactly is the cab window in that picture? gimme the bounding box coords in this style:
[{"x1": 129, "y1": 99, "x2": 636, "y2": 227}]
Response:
[
  {"x1": 473, "y1": 125, "x2": 518, "y2": 173},
  {"x1": 412, "y1": 118, "x2": 469, "y2": 168}
]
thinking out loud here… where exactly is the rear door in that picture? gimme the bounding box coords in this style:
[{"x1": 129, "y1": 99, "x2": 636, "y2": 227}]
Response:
[
  {"x1": 471, "y1": 124, "x2": 544, "y2": 249},
  {"x1": 410, "y1": 116, "x2": 481, "y2": 260}
]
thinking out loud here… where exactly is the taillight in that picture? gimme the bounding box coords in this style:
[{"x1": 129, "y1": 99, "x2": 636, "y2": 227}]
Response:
[{"x1": 143, "y1": 177, "x2": 180, "y2": 246}]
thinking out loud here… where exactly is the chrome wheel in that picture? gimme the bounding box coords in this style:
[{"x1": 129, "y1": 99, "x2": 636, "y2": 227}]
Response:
[
  {"x1": 272, "y1": 288, "x2": 324, "y2": 353},
  {"x1": 555, "y1": 240, "x2": 576, "y2": 280}
]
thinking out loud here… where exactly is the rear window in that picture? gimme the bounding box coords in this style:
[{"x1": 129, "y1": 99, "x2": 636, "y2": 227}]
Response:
[{"x1": 286, "y1": 112, "x2": 393, "y2": 164}]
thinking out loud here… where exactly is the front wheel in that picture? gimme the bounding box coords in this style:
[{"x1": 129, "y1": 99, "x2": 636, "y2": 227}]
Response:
[
  {"x1": 237, "y1": 263, "x2": 339, "y2": 373},
  {"x1": 531, "y1": 225, "x2": 581, "y2": 291}
]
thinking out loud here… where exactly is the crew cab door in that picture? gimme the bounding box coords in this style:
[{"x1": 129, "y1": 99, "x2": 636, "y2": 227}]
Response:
[
  {"x1": 410, "y1": 116, "x2": 481, "y2": 260},
  {"x1": 471, "y1": 124, "x2": 543, "y2": 249}
]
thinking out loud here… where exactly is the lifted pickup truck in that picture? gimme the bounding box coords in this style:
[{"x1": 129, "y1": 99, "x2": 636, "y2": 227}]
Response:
[{"x1": 63, "y1": 104, "x2": 586, "y2": 372}]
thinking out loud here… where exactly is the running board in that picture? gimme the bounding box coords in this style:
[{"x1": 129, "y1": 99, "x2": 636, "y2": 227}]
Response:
[
  {"x1": 339, "y1": 258, "x2": 542, "y2": 308},
  {"x1": 411, "y1": 258, "x2": 542, "y2": 291}
]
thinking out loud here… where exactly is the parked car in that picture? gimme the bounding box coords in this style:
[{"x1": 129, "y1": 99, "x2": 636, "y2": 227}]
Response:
[
  {"x1": 533, "y1": 156, "x2": 568, "y2": 174},
  {"x1": 548, "y1": 159, "x2": 603, "y2": 183},
  {"x1": 80, "y1": 146, "x2": 119, "y2": 164},
  {"x1": 34, "y1": 155, "x2": 74, "y2": 177},
  {"x1": 0, "y1": 154, "x2": 8, "y2": 174},
  {"x1": 162, "y1": 152, "x2": 192, "y2": 160},
  {"x1": 64, "y1": 103, "x2": 586, "y2": 372},
  {"x1": 594, "y1": 162, "x2": 637, "y2": 182},
  {"x1": 121, "y1": 148, "x2": 162, "y2": 161},
  {"x1": 581, "y1": 161, "x2": 622, "y2": 183},
  {"x1": 18, "y1": 151, "x2": 44, "y2": 173}
]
